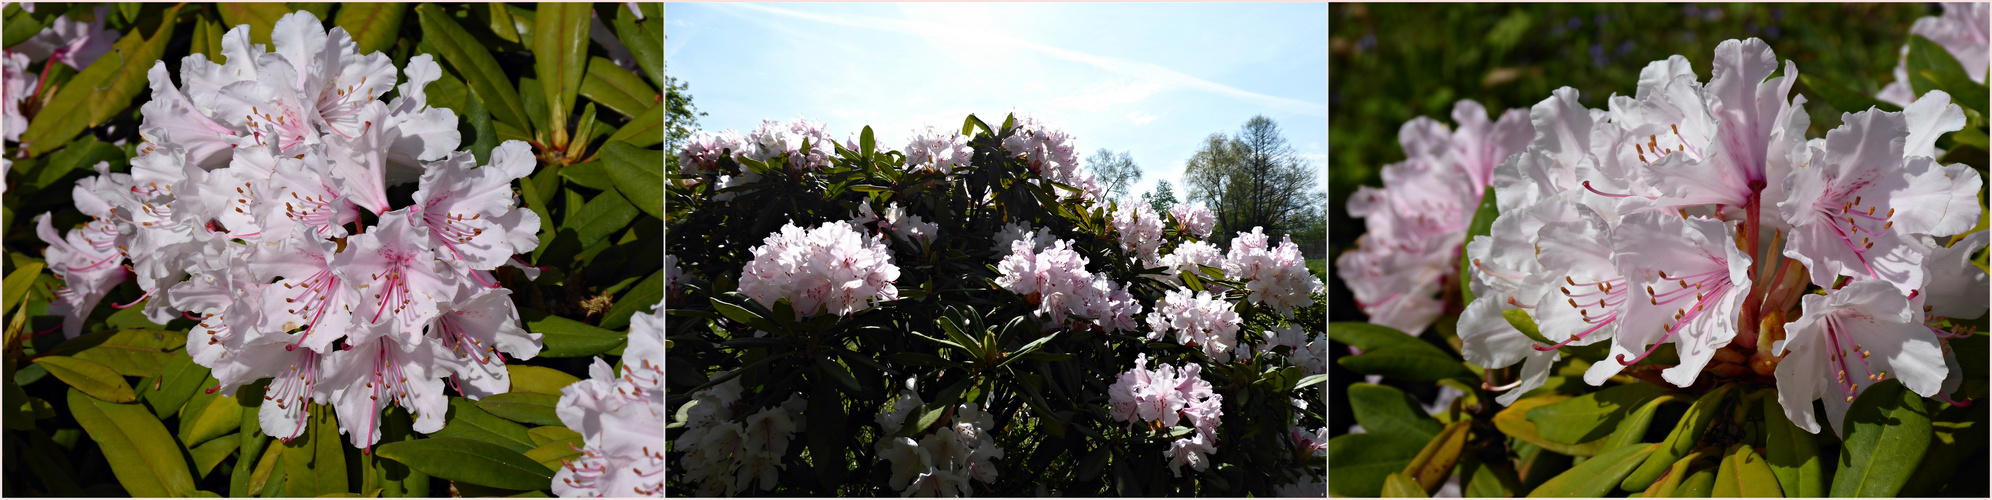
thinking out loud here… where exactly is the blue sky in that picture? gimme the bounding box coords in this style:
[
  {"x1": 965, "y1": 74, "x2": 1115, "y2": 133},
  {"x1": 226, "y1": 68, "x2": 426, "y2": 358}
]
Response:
[{"x1": 664, "y1": 2, "x2": 1327, "y2": 204}]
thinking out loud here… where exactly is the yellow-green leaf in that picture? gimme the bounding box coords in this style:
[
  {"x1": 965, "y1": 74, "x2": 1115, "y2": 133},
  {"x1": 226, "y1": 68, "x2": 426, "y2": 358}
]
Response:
[
  {"x1": 606, "y1": 102, "x2": 662, "y2": 148},
  {"x1": 1494, "y1": 395, "x2": 1605, "y2": 457},
  {"x1": 2, "y1": 262, "x2": 43, "y2": 314},
  {"x1": 415, "y1": 2, "x2": 529, "y2": 128},
  {"x1": 66, "y1": 388, "x2": 197, "y2": 497},
  {"x1": 1762, "y1": 394, "x2": 1823, "y2": 497},
  {"x1": 601, "y1": 141, "x2": 663, "y2": 221},
  {"x1": 578, "y1": 56, "x2": 655, "y2": 118},
  {"x1": 1527, "y1": 442, "x2": 1659, "y2": 497},
  {"x1": 332, "y1": 3, "x2": 407, "y2": 56},
  {"x1": 215, "y1": 3, "x2": 289, "y2": 46},
  {"x1": 474, "y1": 392, "x2": 562, "y2": 427},
  {"x1": 20, "y1": 5, "x2": 180, "y2": 156},
  {"x1": 282, "y1": 403, "x2": 349, "y2": 497},
  {"x1": 35, "y1": 355, "x2": 136, "y2": 403},
  {"x1": 1384, "y1": 472, "x2": 1430, "y2": 497},
  {"x1": 178, "y1": 380, "x2": 241, "y2": 449},
  {"x1": 1711, "y1": 444, "x2": 1782, "y2": 497},
  {"x1": 191, "y1": 433, "x2": 241, "y2": 479},
  {"x1": 532, "y1": 3, "x2": 590, "y2": 147},
  {"x1": 506, "y1": 365, "x2": 582, "y2": 396}
]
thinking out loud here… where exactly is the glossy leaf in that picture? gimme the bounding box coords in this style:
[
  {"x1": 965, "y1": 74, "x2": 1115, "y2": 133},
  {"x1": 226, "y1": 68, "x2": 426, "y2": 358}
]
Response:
[
  {"x1": 374, "y1": 437, "x2": 554, "y2": 491},
  {"x1": 578, "y1": 56, "x2": 656, "y2": 119},
  {"x1": 1458, "y1": 185, "x2": 1497, "y2": 304},
  {"x1": 1328, "y1": 433, "x2": 1426, "y2": 497},
  {"x1": 1494, "y1": 394, "x2": 1605, "y2": 457},
  {"x1": 215, "y1": 3, "x2": 287, "y2": 45},
  {"x1": 1329, "y1": 321, "x2": 1428, "y2": 351},
  {"x1": 66, "y1": 388, "x2": 197, "y2": 497},
  {"x1": 1402, "y1": 420, "x2": 1470, "y2": 493},
  {"x1": 246, "y1": 438, "x2": 285, "y2": 497},
  {"x1": 1601, "y1": 393, "x2": 1677, "y2": 453},
  {"x1": 177, "y1": 381, "x2": 241, "y2": 449},
  {"x1": 1339, "y1": 345, "x2": 1474, "y2": 382},
  {"x1": 520, "y1": 308, "x2": 626, "y2": 358},
  {"x1": 1348, "y1": 383, "x2": 1443, "y2": 443},
  {"x1": 1830, "y1": 379, "x2": 1932, "y2": 497},
  {"x1": 558, "y1": 160, "x2": 614, "y2": 191},
  {"x1": 331, "y1": 3, "x2": 406, "y2": 55},
  {"x1": 505, "y1": 365, "x2": 583, "y2": 396},
  {"x1": 191, "y1": 433, "x2": 240, "y2": 479},
  {"x1": 416, "y1": 2, "x2": 530, "y2": 128},
  {"x1": 521, "y1": 435, "x2": 584, "y2": 471},
  {"x1": 1, "y1": 263, "x2": 43, "y2": 315},
  {"x1": 431, "y1": 397, "x2": 537, "y2": 453},
  {"x1": 1526, "y1": 382, "x2": 1666, "y2": 445},
  {"x1": 1799, "y1": 74, "x2": 1901, "y2": 115},
  {"x1": 1383, "y1": 472, "x2": 1429, "y2": 498},
  {"x1": 281, "y1": 403, "x2": 347, "y2": 497},
  {"x1": 1907, "y1": 35, "x2": 1989, "y2": 113},
  {"x1": 602, "y1": 142, "x2": 665, "y2": 221},
  {"x1": 1526, "y1": 442, "x2": 1659, "y2": 497},
  {"x1": 1761, "y1": 393, "x2": 1823, "y2": 498},
  {"x1": 42, "y1": 328, "x2": 185, "y2": 378},
  {"x1": 532, "y1": 3, "x2": 589, "y2": 146},
  {"x1": 35, "y1": 355, "x2": 137, "y2": 403},
  {"x1": 1711, "y1": 444, "x2": 1782, "y2": 498},
  {"x1": 611, "y1": 3, "x2": 662, "y2": 86},
  {"x1": 598, "y1": 271, "x2": 662, "y2": 331},
  {"x1": 562, "y1": 189, "x2": 639, "y2": 250},
  {"x1": 606, "y1": 103, "x2": 663, "y2": 147},
  {"x1": 20, "y1": 4, "x2": 182, "y2": 156},
  {"x1": 474, "y1": 392, "x2": 563, "y2": 427}
]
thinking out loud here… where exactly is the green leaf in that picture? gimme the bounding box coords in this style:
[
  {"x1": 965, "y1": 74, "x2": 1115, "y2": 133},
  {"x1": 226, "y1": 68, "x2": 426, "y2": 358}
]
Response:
[
  {"x1": 1527, "y1": 382, "x2": 1666, "y2": 445},
  {"x1": 505, "y1": 365, "x2": 582, "y2": 396},
  {"x1": 602, "y1": 142, "x2": 665, "y2": 221},
  {"x1": 1494, "y1": 394, "x2": 1605, "y2": 457},
  {"x1": 4, "y1": 4, "x2": 58, "y2": 48},
  {"x1": 20, "y1": 4, "x2": 182, "y2": 156},
  {"x1": 1799, "y1": 74, "x2": 1901, "y2": 115},
  {"x1": 860, "y1": 126, "x2": 876, "y2": 157},
  {"x1": 1329, "y1": 433, "x2": 1426, "y2": 497},
  {"x1": 1339, "y1": 345, "x2": 1474, "y2": 382},
  {"x1": 245, "y1": 438, "x2": 284, "y2": 497},
  {"x1": 1601, "y1": 394, "x2": 1678, "y2": 454},
  {"x1": 177, "y1": 381, "x2": 241, "y2": 448},
  {"x1": 1908, "y1": 35, "x2": 1990, "y2": 114},
  {"x1": 186, "y1": 14, "x2": 225, "y2": 71},
  {"x1": 1461, "y1": 457, "x2": 1525, "y2": 498},
  {"x1": 42, "y1": 328, "x2": 185, "y2": 378},
  {"x1": 474, "y1": 392, "x2": 563, "y2": 427},
  {"x1": 557, "y1": 160, "x2": 614, "y2": 191},
  {"x1": 533, "y1": 3, "x2": 590, "y2": 146},
  {"x1": 606, "y1": 103, "x2": 662, "y2": 148},
  {"x1": 1527, "y1": 442, "x2": 1661, "y2": 497},
  {"x1": 1347, "y1": 383, "x2": 1444, "y2": 444},
  {"x1": 282, "y1": 403, "x2": 348, "y2": 497},
  {"x1": 416, "y1": 2, "x2": 530, "y2": 128},
  {"x1": 463, "y1": 84, "x2": 500, "y2": 165},
  {"x1": 611, "y1": 3, "x2": 662, "y2": 86},
  {"x1": 374, "y1": 437, "x2": 554, "y2": 491},
  {"x1": 2, "y1": 262, "x2": 43, "y2": 314},
  {"x1": 1711, "y1": 444, "x2": 1782, "y2": 498},
  {"x1": 1329, "y1": 321, "x2": 1427, "y2": 351},
  {"x1": 1901, "y1": 403, "x2": 1988, "y2": 496},
  {"x1": 28, "y1": 130, "x2": 127, "y2": 192},
  {"x1": 521, "y1": 435, "x2": 584, "y2": 472},
  {"x1": 1831, "y1": 379, "x2": 1932, "y2": 497},
  {"x1": 578, "y1": 56, "x2": 656, "y2": 119},
  {"x1": 230, "y1": 386, "x2": 273, "y2": 497},
  {"x1": 432, "y1": 397, "x2": 537, "y2": 453},
  {"x1": 520, "y1": 308, "x2": 626, "y2": 358},
  {"x1": 191, "y1": 433, "x2": 240, "y2": 479},
  {"x1": 1503, "y1": 309, "x2": 1557, "y2": 345},
  {"x1": 35, "y1": 355, "x2": 137, "y2": 403},
  {"x1": 815, "y1": 356, "x2": 862, "y2": 394},
  {"x1": 1383, "y1": 472, "x2": 1430, "y2": 497},
  {"x1": 1459, "y1": 186, "x2": 1497, "y2": 304},
  {"x1": 1761, "y1": 393, "x2": 1823, "y2": 497},
  {"x1": 67, "y1": 388, "x2": 198, "y2": 497},
  {"x1": 215, "y1": 3, "x2": 288, "y2": 45},
  {"x1": 331, "y1": 3, "x2": 407, "y2": 56},
  {"x1": 562, "y1": 189, "x2": 639, "y2": 250}
]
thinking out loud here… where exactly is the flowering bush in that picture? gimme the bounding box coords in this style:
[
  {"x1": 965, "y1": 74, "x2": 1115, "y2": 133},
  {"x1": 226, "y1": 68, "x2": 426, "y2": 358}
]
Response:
[
  {"x1": 1331, "y1": 8, "x2": 1989, "y2": 497},
  {"x1": 4, "y1": 3, "x2": 664, "y2": 498},
  {"x1": 666, "y1": 112, "x2": 1327, "y2": 496}
]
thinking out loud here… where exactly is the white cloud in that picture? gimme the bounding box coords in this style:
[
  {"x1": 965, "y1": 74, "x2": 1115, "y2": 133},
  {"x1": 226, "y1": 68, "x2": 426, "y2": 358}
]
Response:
[{"x1": 1128, "y1": 111, "x2": 1160, "y2": 125}]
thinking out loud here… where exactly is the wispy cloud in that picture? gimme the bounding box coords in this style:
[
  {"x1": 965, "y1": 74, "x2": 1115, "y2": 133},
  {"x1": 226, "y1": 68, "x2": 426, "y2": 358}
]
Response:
[{"x1": 1128, "y1": 111, "x2": 1160, "y2": 125}]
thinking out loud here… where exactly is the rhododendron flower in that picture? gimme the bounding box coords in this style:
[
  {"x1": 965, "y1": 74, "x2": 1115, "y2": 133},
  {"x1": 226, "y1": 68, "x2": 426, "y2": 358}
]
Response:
[
  {"x1": 995, "y1": 239, "x2": 1141, "y2": 332},
  {"x1": 739, "y1": 220, "x2": 900, "y2": 317},
  {"x1": 1146, "y1": 288, "x2": 1243, "y2": 362},
  {"x1": 1919, "y1": 232, "x2": 1989, "y2": 321},
  {"x1": 677, "y1": 129, "x2": 744, "y2": 177},
  {"x1": 34, "y1": 213, "x2": 130, "y2": 338},
  {"x1": 1878, "y1": 2, "x2": 1990, "y2": 107},
  {"x1": 1226, "y1": 227, "x2": 1322, "y2": 316},
  {"x1": 1107, "y1": 354, "x2": 1223, "y2": 476},
  {"x1": 1168, "y1": 202, "x2": 1216, "y2": 240},
  {"x1": 553, "y1": 302, "x2": 665, "y2": 497},
  {"x1": 905, "y1": 125, "x2": 970, "y2": 173},
  {"x1": 665, "y1": 254, "x2": 687, "y2": 293},
  {"x1": 1636, "y1": 39, "x2": 1809, "y2": 214},
  {"x1": 743, "y1": 116, "x2": 836, "y2": 173},
  {"x1": 330, "y1": 211, "x2": 458, "y2": 347},
  {"x1": 410, "y1": 141, "x2": 542, "y2": 272},
  {"x1": 1111, "y1": 202, "x2": 1165, "y2": 265},
  {"x1": 1773, "y1": 280, "x2": 1947, "y2": 435},
  {"x1": 873, "y1": 392, "x2": 1003, "y2": 496},
  {"x1": 4, "y1": 51, "x2": 33, "y2": 143},
  {"x1": 1002, "y1": 114, "x2": 1101, "y2": 200},
  {"x1": 13, "y1": 5, "x2": 115, "y2": 70},
  {"x1": 1588, "y1": 212, "x2": 1753, "y2": 387},
  {"x1": 991, "y1": 221, "x2": 1054, "y2": 256},
  {"x1": 429, "y1": 286, "x2": 543, "y2": 399}
]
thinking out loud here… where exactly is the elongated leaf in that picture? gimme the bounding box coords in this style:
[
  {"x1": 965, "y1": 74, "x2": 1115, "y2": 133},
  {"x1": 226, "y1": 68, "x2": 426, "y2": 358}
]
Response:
[
  {"x1": 1677, "y1": 465, "x2": 1717, "y2": 497},
  {"x1": 1601, "y1": 394, "x2": 1677, "y2": 453},
  {"x1": 533, "y1": 3, "x2": 589, "y2": 147},
  {"x1": 1799, "y1": 74, "x2": 1901, "y2": 115},
  {"x1": 1762, "y1": 393, "x2": 1823, "y2": 497},
  {"x1": 526, "y1": 426, "x2": 581, "y2": 446},
  {"x1": 1527, "y1": 442, "x2": 1660, "y2": 497},
  {"x1": 2, "y1": 263, "x2": 43, "y2": 314},
  {"x1": 562, "y1": 189, "x2": 639, "y2": 250},
  {"x1": 816, "y1": 356, "x2": 862, "y2": 394},
  {"x1": 375, "y1": 437, "x2": 554, "y2": 491},
  {"x1": 21, "y1": 5, "x2": 182, "y2": 156},
  {"x1": 67, "y1": 388, "x2": 197, "y2": 497},
  {"x1": 4, "y1": 4, "x2": 58, "y2": 48},
  {"x1": 432, "y1": 397, "x2": 536, "y2": 453},
  {"x1": 474, "y1": 392, "x2": 562, "y2": 427},
  {"x1": 1460, "y1": 457, "x2": 1524, "y2": 498},
  {"x1": 578, "y1": 56, "x2": 655, "y2": 118},
  {"x1": 332, "y1": 3, "x2": 407, "y2": 56},
  {"x1": 1831, "y1": 379, "x2": 1932, "y2": 497},
  {"x1": 808, "y1": 381, "x2": 847, "y2": 490},
  {"x1": 607, "y1": 103, "x2": 662, "y2": 147},
  {"x1": 1339, "y1": 345, "x2": 1474, "y2": 382},
  {"x1": 1329, "y1": 321, "x2": 1427, "y2": 351},
  {"x1": 521, "y1": 435, "x2": 584, "y2": 471},
  {"x1": 1710, "y1": 444, "x2": 1782, "y2": 497},
  {"x1": 612, "y1": 2, "x2": 662, "y2": 86},
  {"x1": 27, "y1": 133, "x2": 126, "y2": 192},
  {"x1": 1527, "y1": 383, "x2": 1667, "y2": 445},
  {"x1": 215, "y1": 3, "x2": 287, "y2": 45},
  {"x1": 599, "y1": 271, "x2": 662, "y2": 331},
  {"x1": 247, "y1": 438, "x2": 284, "y2": 497},
  {"x1": 1383, "y1": 472, "x2": 1429, "y2": 497},
  {"x1": 188, "y1": 14, "x2": 224, "y2": 63},
  {"x1": 178, "y1": 382, "x2": 241, "y2": 448},
  {"x1": 602, "y1": 142, "x2": 665, "y2": 221},
  {"x1": 1403, "y1": 420, "x2": 1470, "y2": 493},
  {"x1": 416, "y1": 3, "x2": 529, "y2": 128},
  {"x1": 1328, "y1": 433, "x2": 1426, "y2": 497},
  {"x1": 521, "y1": 308, "x2": 626, "y2": 358},
  {"x1": 191, "y1": 433, "x2": 240, "y2": 479},
  {"x1": 35, "y1": 355, "x2": 136, "y2": 403},
  {"x1": 558, "y1": 160, "x2": 614, "y2": 191},
  {"x1": 230, "y1": 386, "x2": 272, "y2": 497},
  {"x1": 1348, "y1": 383, "x2": 1443, "y2": 444},
  {"x1": 1459, "y1": 186, "x2": 1497, "y2": 304},
  {"x1": 1494, "y1": 394, "x2": 1605, "y2": 457},
  {"x1": 505, "y1": 365, "x2": 582, "y2": 396},
  {"x1": 1908, "y1": 35, "x2": 1990, "y2": 113},
  {"x1": 282, "y1": 403, "x2": 348, "y2": 497},
  {"x1": 44, "y1": 328, "x2": 185, "y2": 378}
]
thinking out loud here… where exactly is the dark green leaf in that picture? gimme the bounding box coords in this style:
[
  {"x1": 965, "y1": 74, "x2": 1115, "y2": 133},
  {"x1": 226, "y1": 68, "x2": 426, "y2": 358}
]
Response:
[
  {"x1": 331, "y1": 3, "x2": 407, "y2": 56},
  {"x1": 557, "y1": 160, "x2": 614, "y2": 191},
  {"x1": 1328, "y1": 433, "x2": 1426, "y2": 497},
  {"x1": 598, "y1": 271, "x2": 662, "y2": 331},
  {"x1": 602, "y1": 142, "x2": 664, "y2": 221},
  {"x1": 67, "y1": 388, "x2": 197, "y2": 497},
  {"x1": 1601, "y1": 393, "x2": 1677, "y2": 453},
  {"x1": 463, "y1": 84, "x2": 500, "y2": 165},
  {"x1": 474, "y1": 392, "x2": 563, "y2": 427},
  {"x1": 1908, "y1": 35, "x2": 1990, "y2": 114},
  {"x1": 281, "y1": 403, "x2": 347, "y2": 497},
  {"x1": 1527, "y1": 442, "x2": 1660, "y2": 497},
  {"x1": 611, "y1": 3, "x2": 662, "y2": 86},
  {"x1": 808, "y1": 381, "x2": 846, "y2": 491},
  {"x1": 1831, "y1": 379, "x2": 1932, "y2": 497},
  {"x1": 1459, "y1": 186, "x2": 1497, "y2": 304},
  {"x1": 815, "y1": 356, "x2": 862, "y2": 394},
  {"x1": 4, "y1": 4, "x2": 58, "y2": 47},
  {"x1": 416, "y1": 2, "x2": 529, "y2": 128},
  {"x1": 578, "y1": 56, "x2": 655, "y2": 118},
  {"x1": 1328, "y1": 321, "x2": 1426, "y2": 351},
  {"x1": 1762, "y1": 393, "x2": 1824, "y2": 497},
  {"x1": 521, "y1": 308, "x2": 626, "y2": 358},
  {"x1": 1347, "y1": 383, "x2": 1443, "y2": 444},
  {"x1": 374, "y1": 437, "x2": 554, "y2": 491},
  {"x1": 1799, "y1": 74, "x2": 1902, "y2": 115},
  {"x1": 561, "y1": 189, "x2": 639, "y2": 250},
  {"x1": 1338, "y1": 346, "x2": 1473, "y2": 382},
  {"x1": 431, "y1": 398, "x2": 536, "y2": 453}
]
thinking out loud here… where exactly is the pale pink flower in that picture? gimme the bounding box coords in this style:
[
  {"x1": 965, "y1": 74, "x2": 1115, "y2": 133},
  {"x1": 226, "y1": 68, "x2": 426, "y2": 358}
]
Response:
[{"x1": 1772, "y1": 280, "x2": 1947, "y2": 435}]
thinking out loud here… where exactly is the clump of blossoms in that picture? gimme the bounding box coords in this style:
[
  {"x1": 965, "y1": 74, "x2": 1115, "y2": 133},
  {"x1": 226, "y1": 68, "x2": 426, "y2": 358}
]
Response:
[
  {"x1": 1110, "y1": 202, "x2": 1166, "y2": 266},
  {"x1": 1225, "y1": 227, "x2": 1325, "y2": 316},
  {"x1": 1002, "y1": 114, "x2": 1103, "y2": 201},
  {"x1": 1338, "y1": 101, "x2": 1532, "y2": 335},
  {"x1": 1106, "y1": 354, "x2": 1225, "y2": 476},
  {"x1": 1168, "y1": 202, "x2": 1217, "y2": 240},
  {"x1": 874, "y1": 383, "x2": 1006, "y2": 496},
  {"x1": 42, "y1": 11, "x2": 543, "y2": 448},
  {"x1": 1146, "y1": 288, "x2": 1244, "y2": 362},
  {"x1": 1442, "y1": 37, "x2": 1985, "y2": 432},
  {"x1": 995, "y1": 239, "x2": 1142, "y2": 333},
  {"x1": 673, "y1": 376, "x2": 807, "y2": 496},
  {"x1": 904, "y1": 125, "x2": 972, "y2": 173},
  {"x1": 737, "y1": 220, "x2": 901, "y2": 317},
  {"x1": 553, "y1": 303, "x2": 667, "y2": 497}
]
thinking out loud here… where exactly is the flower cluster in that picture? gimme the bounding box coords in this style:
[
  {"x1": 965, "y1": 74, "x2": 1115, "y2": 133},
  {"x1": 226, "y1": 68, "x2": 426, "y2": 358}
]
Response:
[
  {"x1": 676, "y1": 129, "x2": 744, "y2": 177},
  {"x1": 1252, "y1": 325, "x2": 1327, "y2": 375},
  {"x1": 1337, "y1": 101, "x2": 1532, "y2": 334},
  {"x1": 738, "y1": 220, "x2": 902, "y2": 317},
  {"x1": 994, "y1": 239, "x2": 1142, "y2": 333},
  {"x1": 905, "y1": 125, "x2": 972, "y2": 173},
  {"x1": 991, "y1": 221, "x2": 1056, "y2": 256},
  {"x1": 39, "y1": 12, "x2": 547, "y2": 448},
  {"x1": 552, "y1": 303, "x2": 667, "y2": 497},
  {"x1": 1168, "y1": 202, "x2": 1217, "y2": 240},
  {"x1": 1225, "y1": 227, "x2": 1325, "y2": 316},
  {"x1": 1001, "y1": 114, "x2": 1102, "y2": 200},
  {"x1": 1159, "y1": 240, "x2": 1225, "y2": 289},
  {"x1": 673, "y1": 377, "x2": 807, "y2": 496},
  {"x1": 1110, "y1": 202, "x2": 1165, "y2": 266},
  {"x1": 1877, "y1": 2, "x2": 1989, "y2": 107},
  {"x1": 874, "y1": 386, "x2": 1005, "y2": 496},
  {"x1": 1440, "y1": 38, "x2": 1985, "y2": 431},
  {"x1": 854, "y1": 201, "x2": 940, "y2": 247},
  {"x1": 1106, "y1": 354, "x2": 1224, "y2": 476},
  {"x1": 1146, "y1": 288, "x2": 1244, "y2": 362}
]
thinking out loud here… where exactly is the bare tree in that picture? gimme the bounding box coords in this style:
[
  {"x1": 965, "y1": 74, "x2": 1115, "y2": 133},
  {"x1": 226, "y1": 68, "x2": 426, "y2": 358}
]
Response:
[
  {"x1": 1086, "y1": 148, "x2": 1143, "y2": 202},
  {"x1": 1183, "y1": 116, "x2": 1318, "y2": 244}
]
